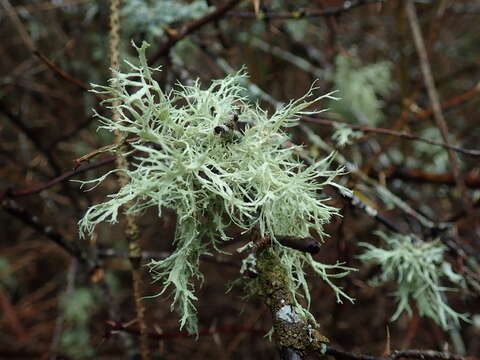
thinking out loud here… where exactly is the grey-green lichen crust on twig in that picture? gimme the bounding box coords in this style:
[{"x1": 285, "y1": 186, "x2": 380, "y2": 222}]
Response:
[
  {"x1": 78, "y1": 41, "x2": 352, "y2": 334},
  {"x1": 256, "y1": 248, "x2": 330, "y2": 354}
]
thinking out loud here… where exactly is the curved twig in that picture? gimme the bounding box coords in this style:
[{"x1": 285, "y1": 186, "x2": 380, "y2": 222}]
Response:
[{"x1": 149, "y1": 0, "x2": 243, "y2": 64}]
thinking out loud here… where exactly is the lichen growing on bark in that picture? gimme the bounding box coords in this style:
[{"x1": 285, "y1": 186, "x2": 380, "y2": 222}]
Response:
[
  {"x1": 78, "y1": 41, "x2": 354, "y2": 334},
  {"x1": 256, "y1": 248, "x2": 330, "y2": 354}
]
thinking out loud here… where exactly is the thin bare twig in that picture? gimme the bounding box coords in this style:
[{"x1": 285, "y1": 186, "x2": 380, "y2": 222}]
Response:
[
  {"x1": 406, "y1": 0, "x2": 469, "y2": 209},
  {"x1": 73, "y1": 137, "x2": 139, "y2": 168},
  {"x1": 325, "y1": 347, "x2": 471, "y2": 360},
  {"x1": 386, "y1": 168, "x2": 480, "y2": 189},
  {"x1": 34, "y1": 50, "x2": 100, "y2": 97},
  {"x1": 105, "y1": 320, "x2": 265, "y2": 340},
  {"x1": 149, "y1": 0, "x2": 243, "y2": 64},
  {"x1": 1, "y1": 200, "x2": 90, "y2": 266},
  {"x1": 104, "y1": 322, "x2": 475, "y2": 360},
  {"x1": 0, "y1": 101, "x2": 62, "y2": 175},
  {"x1": 229, "y1": 0, "x2": 385, "y2": 20},
  {"x1": 302, "y1": 116, "x2": 480, "y2": 157},
  {"x1": 1, "y1": 0, "x2": 97, "y2": 97},
  {"x1": 1, "y1": 0, "x2": 35, "y2": 51},
  {"x1": 414, "y1": 81, "x2": 480, "y2": 120},
  {"x1": 10, "y1": 0, "x2": 95, "y2": 13},
  {"x1": 4, "y1": 156, "x2": 115, "y2": 199}
]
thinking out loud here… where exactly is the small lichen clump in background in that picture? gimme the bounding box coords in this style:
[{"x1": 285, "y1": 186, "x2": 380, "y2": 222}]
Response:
[
  {"x1": 79, "y1": 42, "x2": 353, "y2": 334},
  {"x1": 359, "y1": 231, "x2": 469, "y2": 329}
]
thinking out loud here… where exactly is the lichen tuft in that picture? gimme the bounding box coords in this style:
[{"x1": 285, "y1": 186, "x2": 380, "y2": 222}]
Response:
[{"x1": 78, "y1": 41, "x2": 351, "y2": 334}]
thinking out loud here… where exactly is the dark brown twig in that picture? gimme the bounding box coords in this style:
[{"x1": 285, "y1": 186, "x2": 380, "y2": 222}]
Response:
[
  {"x1": 0, "y1": 101, "x2": 62, "y2": 175},
  {"x1": 386, "y1": 168, "x2": 480, "y2": 189},
  {"x1": 149, "y1": 0, "x2": 243, "y2": 64},
  {"x1": 413, "y1": 81, "x2": 480, "y2": 121},
  {"x1": 325, "y1": 346, "x2": 471, "y2": 360},
  {"x1": 1, "y1": 199, "x2": 90, "y2": 266},
  {"x1": 105, "y1": 320, "x2": 265, "y2": 340},
  {"x1": 277, "y1": 236, "x2": 320, "y2": 254},
  {"x1": 1, "y1": 0, "x2": 35, "y2": 51},
  {"x1": 406, "y1": 0, "x2": 469, "y2": 209},
  {"x1": 73, "y1": 137, "x2": 139, "y2": 169},
  {"x1": 2, "y1": 0, "x2": 99, "y2": 98},
  {"x1": 104, "y1": 322, "x2": 474, "y2": 360},
  {"x1": 34, "y1": 50, "x2": 97, "y2": 96},
  {"x1": 4, "y1": 156, "x2": 115, "y2": 200},
  {"x1": 48, "y1": 115, "x2": 97, "y2": 148},
  {"x1": 302, "y1": 116, "x2": 480, "y2": 157},
  {"x1": 228, "y1": 0, "x2": 385, "y2": 20}
]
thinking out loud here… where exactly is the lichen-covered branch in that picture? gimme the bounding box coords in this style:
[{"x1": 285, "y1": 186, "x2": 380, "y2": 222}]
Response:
[
  {"x1": 256, "y1": 246, "x2": 329, "y2": 358},
  {"x1": 78, "y1": 41, "x2": 352, "y2": 334},
  {"x1": 109, "y1": 0, "x2": 149, "y2": 358}
]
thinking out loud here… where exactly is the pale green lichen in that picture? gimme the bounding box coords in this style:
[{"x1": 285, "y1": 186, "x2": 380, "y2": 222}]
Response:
[
  {"x1": 329, "y1": 54, "x2": 392, "y2": 126},
  {"x1": 331, "y1": 123, "x2": 363, "y2": 148},
  {"x1": 359, "y1": 231, "x2": 469, "y2": 329},
  {"x1": 78, "y1": 41, "x2": 352, "y2": 334}
]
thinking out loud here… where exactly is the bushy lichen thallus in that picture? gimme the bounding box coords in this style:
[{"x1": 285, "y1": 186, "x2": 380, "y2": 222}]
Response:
[{"x1": 77, "y1": 42, "x2": 353, "y2": 340}]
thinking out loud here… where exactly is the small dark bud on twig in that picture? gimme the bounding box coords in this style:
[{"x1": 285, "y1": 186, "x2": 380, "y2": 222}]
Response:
[{"x1": 277, "y1": 236, "x2": 320, "y2": 254}]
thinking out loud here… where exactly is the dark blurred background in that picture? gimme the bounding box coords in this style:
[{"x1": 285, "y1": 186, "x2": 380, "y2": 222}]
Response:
[{"x1": 1, "y1": 0, "x2": 479, "y2": 359}]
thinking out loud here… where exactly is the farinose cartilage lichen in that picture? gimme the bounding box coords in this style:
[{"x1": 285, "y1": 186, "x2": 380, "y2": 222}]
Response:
[{"x1": 78, "y1": 41, "x2": 353, "y2": 334}]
